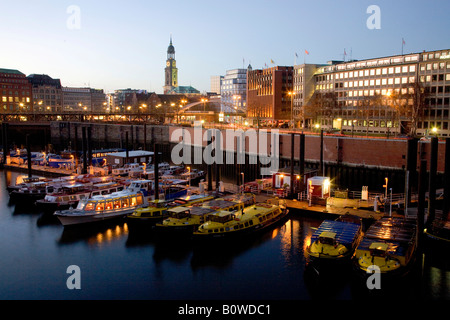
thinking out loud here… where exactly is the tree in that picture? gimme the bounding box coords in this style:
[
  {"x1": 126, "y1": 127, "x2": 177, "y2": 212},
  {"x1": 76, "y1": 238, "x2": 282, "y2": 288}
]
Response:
[{"x1": 305, "y1": 91, "x2": 338, "y2": 129}]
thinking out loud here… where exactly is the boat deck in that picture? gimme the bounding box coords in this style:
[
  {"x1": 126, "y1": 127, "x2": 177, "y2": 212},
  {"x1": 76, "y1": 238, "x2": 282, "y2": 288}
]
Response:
[{"x1": 310, "y1": 220, "x2": 362, "y2": 247}]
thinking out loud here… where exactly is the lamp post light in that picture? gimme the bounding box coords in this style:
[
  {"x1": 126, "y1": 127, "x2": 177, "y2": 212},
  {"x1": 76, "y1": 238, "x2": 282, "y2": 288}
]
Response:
[
  {"x1": 187, "y1": 166, "x2": 191, "y2": 189},
  {"x1": 241, "y1": 172, "x2": 244, "y2": 194}
]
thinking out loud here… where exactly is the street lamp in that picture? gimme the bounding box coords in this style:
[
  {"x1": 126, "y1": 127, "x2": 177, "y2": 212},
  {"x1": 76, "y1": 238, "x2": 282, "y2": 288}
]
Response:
[
  {"x1": 187, "y1": 166, "x2": 191, "y2": 188},
  {"x1": 241, "y1": 172, "x2": 244, "y2": 194}
]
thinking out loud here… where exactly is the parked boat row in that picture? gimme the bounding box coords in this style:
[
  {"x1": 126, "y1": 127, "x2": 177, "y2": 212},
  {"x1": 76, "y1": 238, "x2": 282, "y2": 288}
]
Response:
[
  {"x1": 306, "y1": 216, "x2": 417, "y2": 280},
  {"x1": 155, "y1": 193, "x2": 256, "y2": 235}
]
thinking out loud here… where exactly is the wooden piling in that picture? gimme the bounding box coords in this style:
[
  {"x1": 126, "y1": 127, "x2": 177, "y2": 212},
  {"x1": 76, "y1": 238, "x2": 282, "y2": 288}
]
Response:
[
  {"x1": 427, "y1": 137, "x2": 438, "y2": 228},
  {"x1": 417, "y1": 159, "x2": 427, "y2": 249}
]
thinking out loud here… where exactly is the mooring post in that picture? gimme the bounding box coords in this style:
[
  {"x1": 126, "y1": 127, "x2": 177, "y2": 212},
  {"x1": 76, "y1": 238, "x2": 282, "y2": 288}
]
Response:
[
  {"x1": 82, "y1": 126, "x2": 87, "y2": 174},
  {"x1": 26, "y1": 134, "x2": 32, "y2": 178},
  {"x1": 207, "y1": 130, "x2": 212, "y2": 192},
  {"x1": 428, "y1": 137, "x2": 438, "y2": 228},
  {"x1": 290, "y1": 133, "x2": 295, "y2": 197},
  {"x1": 444, "y1": 138, "x2": 450, "y2": 221},
  {"x1": 417, "y1": 159, "x2": 427, "y2": 250},
  {"x1": 125, "y1": 131, "x2": 129, "y2": 165},
  {"x1": 87, "y1": 126, "x2": 92, "y2": 168},
  {"x1": 153, "y1": 143, "x2": 159, "y2": 201},
  {"x1": 320, "y1": 129, "x2": 324, "y2": 176}
]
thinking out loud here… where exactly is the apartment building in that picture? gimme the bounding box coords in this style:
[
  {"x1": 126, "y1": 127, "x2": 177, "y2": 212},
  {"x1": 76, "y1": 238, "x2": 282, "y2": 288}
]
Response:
[
  {"x1": 27, "y1": 74, "x2": 62, "y2": 113},
  {"x1": 0, "y1": 68, "x2": 32, "y2": 113},
  {"x1": 62, "y1": 87, "x2": 106, "y2": 112},
  {"x1": 294, "y1": 49, "x2": 450, "y2": 137},
  {"x1": 221, "y1": 68, "x2": 247, "y2": 113},
  {"x1": 247, "y1": 66, "x2": 293, "y2": 125}
]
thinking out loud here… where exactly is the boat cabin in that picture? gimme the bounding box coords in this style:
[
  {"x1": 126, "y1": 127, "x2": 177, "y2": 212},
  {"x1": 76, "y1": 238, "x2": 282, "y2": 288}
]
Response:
[
  {"x1": 77, "y1": 193, "x2": 144, "y2": 212},
  {"x1": 167, "y1": 207, "x2": 191, "y2": 219},
  {"x1": 369, "y1": 242, "x2": 389, "y2": 257},
  {"x1": 207, "y1": 211, "x2": 236, "y2": 224},
  {"x1": 318, "y1": 231, "x2": 337, "y2": 246}
]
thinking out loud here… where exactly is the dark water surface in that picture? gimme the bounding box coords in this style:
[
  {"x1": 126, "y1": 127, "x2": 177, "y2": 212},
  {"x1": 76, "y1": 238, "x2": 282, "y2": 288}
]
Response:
[{"x1": 0, "y1": 170, "x2": 448, "y2": 300}]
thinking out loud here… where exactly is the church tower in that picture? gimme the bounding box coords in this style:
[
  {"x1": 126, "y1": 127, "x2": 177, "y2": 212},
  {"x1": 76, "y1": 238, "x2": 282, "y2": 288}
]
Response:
[{"x1": 163, "y1": 36, "x2": 178, "y2": 94}]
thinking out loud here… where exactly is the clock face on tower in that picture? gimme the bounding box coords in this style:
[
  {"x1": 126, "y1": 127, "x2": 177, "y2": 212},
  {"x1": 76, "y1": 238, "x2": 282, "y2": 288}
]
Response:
[{"x1": 166, "y1": 61, "x2": 170, "y2": 67}]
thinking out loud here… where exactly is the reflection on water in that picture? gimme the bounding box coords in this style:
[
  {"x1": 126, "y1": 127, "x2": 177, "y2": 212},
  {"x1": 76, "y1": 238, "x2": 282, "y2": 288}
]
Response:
[{"x1": 59, "y1": 220, "x2": 129, "y2": 246}]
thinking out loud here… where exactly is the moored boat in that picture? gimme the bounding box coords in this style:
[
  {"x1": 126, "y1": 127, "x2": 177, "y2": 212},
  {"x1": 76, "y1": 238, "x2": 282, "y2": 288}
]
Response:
[
  {"x1": 155, "y1": 193, "x2": 255, "y2": 235},
  {"x1": 192, "y1": 199, "x2": 288, "y2": 240},
  {"x1": 9, "y1": 181, "x2": 50, "y2": 204},
  {"x1": 126, "y1": 194, "x2": 215, "y2": 228},
  {"x1": 53, "y1": 179, "x2": 153, "y2": 227},
  {"x1": 54, "y1": 190, "x2": 147, "y2": 227},
  {"x1": 36, "y1": 181, "x2": 126, "y2": 213},
  {"x1": 353, "y1": 217, "x2": 417, "y2": 277},
  {"x1": 306, "y1": 215, "x2": 363, "y2": 265}
]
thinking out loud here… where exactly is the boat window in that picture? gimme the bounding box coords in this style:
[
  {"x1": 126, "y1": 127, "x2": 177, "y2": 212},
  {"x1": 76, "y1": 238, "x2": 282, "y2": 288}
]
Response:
[
  {"x1": 118, "y1": 187, "x2": 124, "y2": 191},
  {"x1": 79, "y1": 195, "x2": 85, "y2": 200},
  {"x1": 101, "y1": 190, "x2": 109, "y2": 195},
  {"x1": 105, "y1": 201, "x2": 113, "y2": 211},
  {"x1": 92, "y1": 192, "x2": 100, "y2": 196},
  {"x1": 244, "y1": 222, "x2": 249, "y2": 227},
  {"x1": 56, "y1": 197, "x2": 62, "y2": 203},
  {"x1": 63, "y1": 196, "x2": 70, "y2": 201},
  {"x1": 130, "y1": 197, "x2": 137, "y2": 207},
  {"x1": 370, "y1": 248, "x2": 387, "y2": 257},
  {"x1": 319, "y1": 237, "x2": 335, "y2": 246},
  {"x1": 96, "y1": 202, "x2": 105, "y2": 211},
  {"x1": 249, "y1": 220, "x2": 253, "y2": 226},
  {"x1": 85, "y1": 202, "x2": 95, "y2": 211},
  {"x1": 114, "y1": 200, "x2": 121, "y2": 209},
  {"x1": 70, "y1": 196, "x2": 77, "y2": 201},
  {"x1": 121, "y1": 198, "x2": 129, "y2": 208},
  {"x1": 77, "y1": 201, "x2": 86, "y2": 210},
  {"x1": 220, "y1": 228, "x2": 224, "y2": 232},
  {"x1": 136, "y1": 195, "x2": 143, "y2": 206}
]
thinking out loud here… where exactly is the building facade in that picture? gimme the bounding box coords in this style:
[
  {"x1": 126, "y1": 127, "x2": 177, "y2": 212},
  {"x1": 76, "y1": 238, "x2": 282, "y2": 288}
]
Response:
[
  {"x1": 62, "y1": 87, "x2": 106, "y2": 112},
  {"x1": 210, "y1": 75, "x2": 223, "y2": 95},
  {"x1": 163, "y1": 37, "x2": 179, "y2": 94},
  {"x1": 221, "y1": 68, "x2": 248, "y2": 113},
  {"x1": 0, "y1": 68, "x2": 32, "y2": 113},
  {"x1": 294, "y1": 49, "x2": 450, "y2": 137},
  {"x1": 246, "y1": 66, "x2": 293, "y2": 125},
  {"x1": 27, "y1": 74, "x2": 62, "y2": 113}
]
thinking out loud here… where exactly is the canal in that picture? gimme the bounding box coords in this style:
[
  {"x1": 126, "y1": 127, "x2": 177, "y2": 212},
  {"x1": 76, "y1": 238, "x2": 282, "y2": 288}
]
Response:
[{"x1": 0, "y1": 170, "x2": 448, "y2": 300}]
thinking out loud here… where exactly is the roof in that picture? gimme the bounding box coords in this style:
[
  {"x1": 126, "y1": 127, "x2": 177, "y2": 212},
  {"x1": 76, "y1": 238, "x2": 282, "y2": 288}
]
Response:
[
  {"x1": 0, "y1": 68, "x2": 24, "y2": 75},
  {"x1": 167, "y1": 86, "x2": 200, "y2": 94},
  {"x1": 311, "y1": 220, "x2": 361, "y2": 246},
  {"x1": 106, "y1": 150, "x2": 154, "y2": 158}
]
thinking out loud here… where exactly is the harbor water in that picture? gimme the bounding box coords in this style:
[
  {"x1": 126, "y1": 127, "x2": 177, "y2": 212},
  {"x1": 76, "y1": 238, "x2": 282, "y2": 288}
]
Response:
[{"x1": 0, "y1": 170, "x2": 448, "y2": 300}]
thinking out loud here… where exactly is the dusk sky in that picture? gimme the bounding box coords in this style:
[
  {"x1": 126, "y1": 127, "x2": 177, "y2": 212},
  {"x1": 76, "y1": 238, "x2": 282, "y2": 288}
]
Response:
[{"x1": 1, "y1": 0, "x2": 449, "y2": 94}]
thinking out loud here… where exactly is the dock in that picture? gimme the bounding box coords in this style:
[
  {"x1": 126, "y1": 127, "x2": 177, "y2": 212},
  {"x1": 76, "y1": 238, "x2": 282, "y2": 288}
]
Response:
[{"x1": 2, "y1": 163, "x2": 74, "y2": 177}]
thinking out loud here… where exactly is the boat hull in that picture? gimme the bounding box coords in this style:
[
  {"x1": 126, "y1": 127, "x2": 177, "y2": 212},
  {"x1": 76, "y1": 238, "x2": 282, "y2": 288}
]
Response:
[
  {"x1": 55, "y1": 210, "x2": 133, "y2": 227},
  {"x1": 36, "y1": 200, "x2": 78, "y2": 213},
  {"x1": 193, "y1": 208, "x2": 289, "y2": 241},
  {"x1": 9, "y1": 190, "x2": 46, "y2": 204}
]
